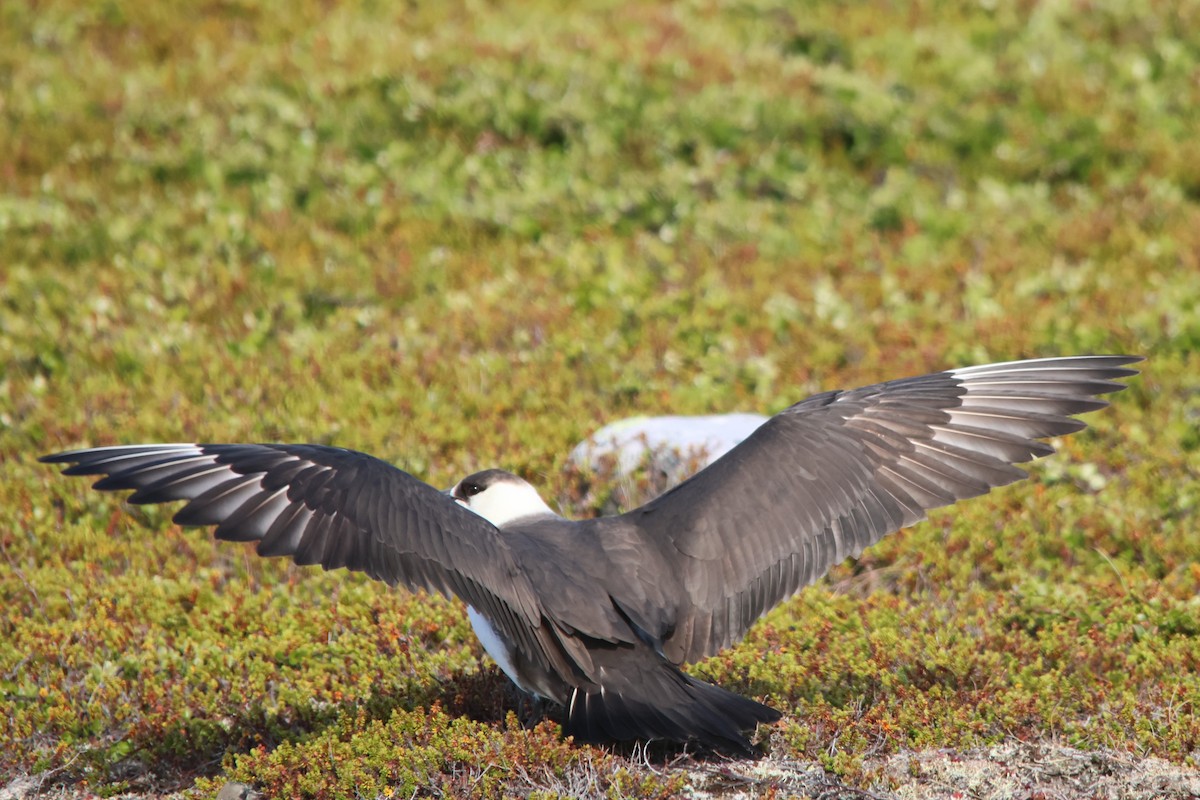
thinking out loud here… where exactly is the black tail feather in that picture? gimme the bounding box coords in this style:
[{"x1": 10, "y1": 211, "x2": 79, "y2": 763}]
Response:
[{"x1": 564, "y1": 648, "x2": 779, "y2": 754}]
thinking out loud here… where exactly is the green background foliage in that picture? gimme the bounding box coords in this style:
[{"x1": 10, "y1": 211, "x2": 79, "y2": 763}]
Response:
[{"x1": 2, "y1": 0, "x2": 1197, "y2": 796}]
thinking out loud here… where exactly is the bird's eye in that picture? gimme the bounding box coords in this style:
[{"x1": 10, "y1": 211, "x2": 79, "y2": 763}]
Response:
[{"x1": 461, "y1": 482, "x2": 484, "y2": 498}]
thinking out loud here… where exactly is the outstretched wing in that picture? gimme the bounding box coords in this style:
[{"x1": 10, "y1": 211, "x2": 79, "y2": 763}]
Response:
[
  {"x1": 40, "y1": 443, "x2": 548, "y2": 662},
  {"x1": 621, "y1": 355, "x2": 1142, "y2": 665}
]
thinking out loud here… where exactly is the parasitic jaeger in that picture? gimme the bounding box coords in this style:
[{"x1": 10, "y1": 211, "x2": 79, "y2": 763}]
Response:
[{"x1": 42, "y1": 355, "x2": 1141, "y2": 753}]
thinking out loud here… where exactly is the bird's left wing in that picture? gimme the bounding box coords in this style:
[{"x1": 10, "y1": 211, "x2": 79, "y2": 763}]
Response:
[{"x1": 41, "y1": 443, "x2": 549, "y2": 664}]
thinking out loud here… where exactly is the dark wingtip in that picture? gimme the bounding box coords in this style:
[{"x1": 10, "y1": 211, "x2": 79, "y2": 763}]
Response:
[
  {"x1": 1088, "y1": 354, "x2": 1144, "y2": 393},
  {"x1": 1089, "y1": 354, "x2": 1144, "y2": 380},
  {"x1": 1069, "y1": 354, "x2": 1143, "y2": 367}
]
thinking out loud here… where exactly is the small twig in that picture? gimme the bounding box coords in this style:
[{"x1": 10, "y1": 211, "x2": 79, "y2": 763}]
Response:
[{"x1": 1093, "y1": 546, "x2": 1136, "y2": 599}]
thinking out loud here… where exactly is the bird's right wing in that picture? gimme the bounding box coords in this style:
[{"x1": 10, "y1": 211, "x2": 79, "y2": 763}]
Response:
[{"x1": 620, "y1": 355, "x2": 1142, "y2": 665}]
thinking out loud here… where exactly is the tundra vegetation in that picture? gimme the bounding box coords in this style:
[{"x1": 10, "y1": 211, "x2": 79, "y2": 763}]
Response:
[{"x1": 1, "y1": 1, "x2": 1198, "y2": 798}]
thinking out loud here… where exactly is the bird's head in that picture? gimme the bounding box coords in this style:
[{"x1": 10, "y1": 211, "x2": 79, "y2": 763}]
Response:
[{"x1": 447, "y1": 469, "x2": 557, "y2": 527}]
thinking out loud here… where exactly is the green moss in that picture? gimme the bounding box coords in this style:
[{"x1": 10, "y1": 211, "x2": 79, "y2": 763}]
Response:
[{"x1": 2, "y1": 0, "x2": 1198, "y2": 795}]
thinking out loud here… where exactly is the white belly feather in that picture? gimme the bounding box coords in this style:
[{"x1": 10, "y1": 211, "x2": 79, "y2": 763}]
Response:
[{"x1": 467, "y1": 605, "x2": 523, "y2": 690}]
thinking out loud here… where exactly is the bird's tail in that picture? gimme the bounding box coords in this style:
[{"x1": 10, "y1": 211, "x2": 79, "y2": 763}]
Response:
[{"x1": 563, "y1": 645, "x2": 779, "y2": 754}]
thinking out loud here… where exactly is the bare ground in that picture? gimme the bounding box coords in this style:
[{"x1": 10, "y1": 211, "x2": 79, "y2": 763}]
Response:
[
  {"x1": 682, "y1": 742, "x2": 1200, "y2": 800},
  {"x1": 5, "y1": 741, "x2": 1197, "y2": 799}
]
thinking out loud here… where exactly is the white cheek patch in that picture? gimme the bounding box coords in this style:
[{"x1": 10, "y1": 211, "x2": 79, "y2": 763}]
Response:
[{"x1": 466, "y1": 482, "x2": 556, "y2": 527}]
